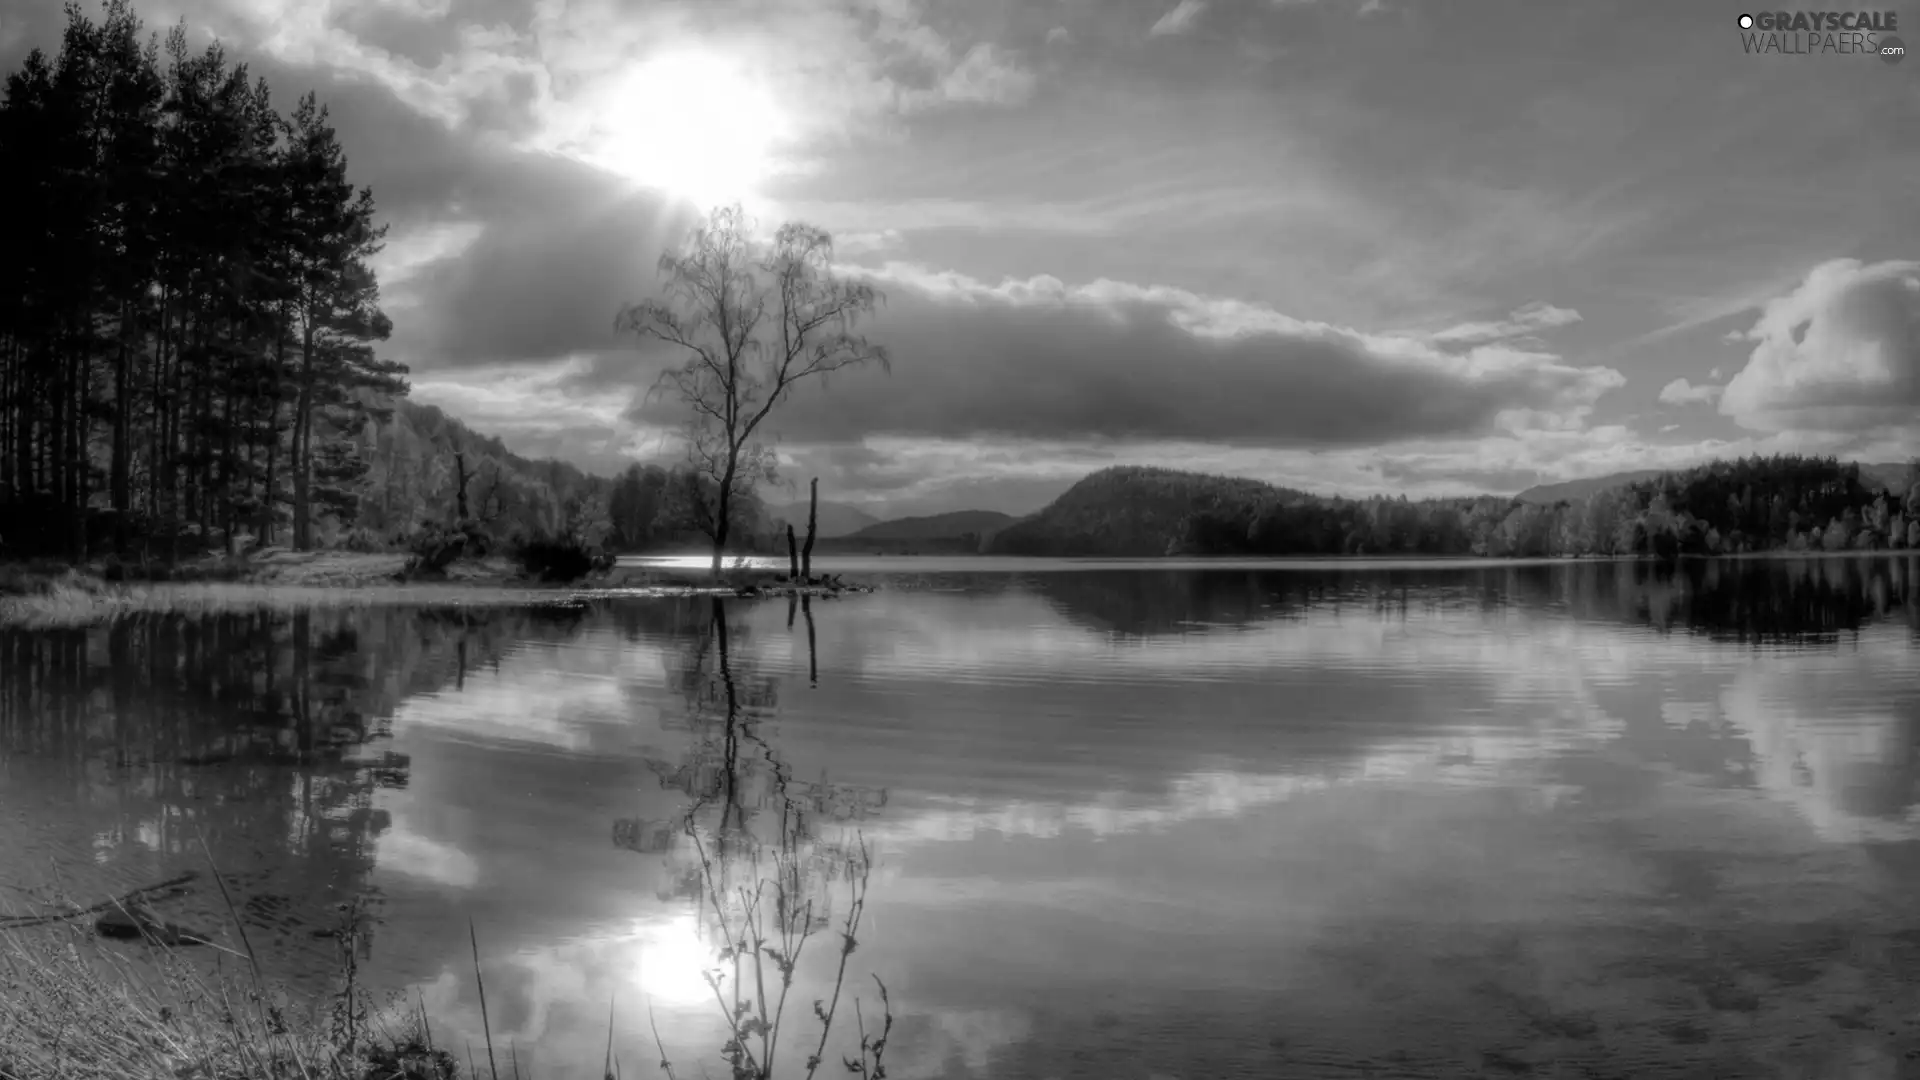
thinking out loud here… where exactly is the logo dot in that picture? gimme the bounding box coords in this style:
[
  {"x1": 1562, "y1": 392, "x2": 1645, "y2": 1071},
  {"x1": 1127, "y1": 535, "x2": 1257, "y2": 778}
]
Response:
[
  {"x1": 1738, "y1": 13, "x2": 1754, "y2": 28},
  {"x1": 1881, "y1": 34, "x2": 1906, "y2": 62}
]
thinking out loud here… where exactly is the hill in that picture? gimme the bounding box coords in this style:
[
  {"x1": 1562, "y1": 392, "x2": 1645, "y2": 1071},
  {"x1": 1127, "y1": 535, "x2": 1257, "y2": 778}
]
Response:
[
  {"x1": 1515, "y1": 470, "x2": 1667, "y2": 504},
  {"x1": 766, "y1": 501, "x2": 882, "y2": 539},
  {"x1": 845, "y1": 511, "x2": 1015, "y2": 542},
  {"x1": 1518, "y1": 461, "x2": 1912, "y2": 504},
  {"x1": 820, "y1": 510, "x2": 1018, "y2": 555},
  {"x1": 986, "y1": 455, "x2": 1920, "y2": 559},
  {"x1": 987, "y1": 466, "x2": 1303, "y2": 557}
]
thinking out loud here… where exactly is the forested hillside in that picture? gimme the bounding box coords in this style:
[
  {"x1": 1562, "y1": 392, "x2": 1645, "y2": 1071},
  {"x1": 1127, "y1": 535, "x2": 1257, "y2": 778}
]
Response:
[
  {"x1": 1516, "y1": 461, "x2": 1910, "y2": 505},
  {"x1": 843, "y1": 510, "x2": 1014, "y2": 543},
  {"x1": 819, "y1": 509, "x2": 1015, "y2": 554},
  {"x1": 990, "y1": 456, "x2": 1920, "y2": 559},
  {"x1": 349, "y1": 400, "x2": 786, "y2": 554}
]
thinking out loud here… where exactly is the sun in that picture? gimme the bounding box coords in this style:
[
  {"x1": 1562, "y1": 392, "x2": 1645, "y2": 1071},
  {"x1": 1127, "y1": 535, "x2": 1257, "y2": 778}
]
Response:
[{"x1": 592, "y1": 49, "x2": 790, "y2": 209}]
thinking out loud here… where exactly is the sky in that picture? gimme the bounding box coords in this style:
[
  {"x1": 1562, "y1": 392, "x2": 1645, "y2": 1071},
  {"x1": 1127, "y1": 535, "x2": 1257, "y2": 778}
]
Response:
[{"x1": 3, "y1": 0, "x2": 1918, "y2": 518}]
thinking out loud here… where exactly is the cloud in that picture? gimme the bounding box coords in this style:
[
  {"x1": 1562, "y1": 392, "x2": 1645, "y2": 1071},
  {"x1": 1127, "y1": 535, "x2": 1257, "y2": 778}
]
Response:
[
  {"x1": 383, "y1": 156, "x2": 701, "y2": 370},
  {"x1": 154, "y1": 0, "x2": 1040, "y2": 183},
  {"x1": 832, "y1": 229, "x2": 908, "y2": 256},
  {"x1": 1717, "y1": 258, "x2": 1920, "y2": 434},
  {"x1": 907, "y1": 42, "x2": 1036, "y2": 108},
  {"x1": 1657, "y1": 378, "x2": 1723, "y2": 407},
  {"x1": 622, "y1": 263, "x2": 1623, "y2": 450},
  {"x1": 1429, "y1": 301, "x2": 1583, "y2": 347},
  {"x1": 1150, "y1": 0, "x2": 1208, "y2": 37},
  {"x1": 1045, "y1": 26, "x2": 1070, "y2": 44}
]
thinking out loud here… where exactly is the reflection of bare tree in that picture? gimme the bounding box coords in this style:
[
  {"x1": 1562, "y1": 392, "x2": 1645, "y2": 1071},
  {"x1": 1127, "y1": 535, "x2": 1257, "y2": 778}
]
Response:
[
  {"x1": 618, "y1": 599, "x2": 884, "y2": 917},
  {"x1": 613, "y1": 597, "x2": 892, "y2": 1079}
]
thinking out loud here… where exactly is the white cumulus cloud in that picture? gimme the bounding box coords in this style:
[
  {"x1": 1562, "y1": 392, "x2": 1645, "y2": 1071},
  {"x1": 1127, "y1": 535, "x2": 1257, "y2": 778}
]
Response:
[
  {"x1": 1150, "y1": 0, "x2": 1208, "y2": 37},
  {"x1": 1718, "y1": 258, "x2": 1920, "y2": 434},
  {"x1": 1658, "y1": 378, "x2": 1723, "y2": 406}
]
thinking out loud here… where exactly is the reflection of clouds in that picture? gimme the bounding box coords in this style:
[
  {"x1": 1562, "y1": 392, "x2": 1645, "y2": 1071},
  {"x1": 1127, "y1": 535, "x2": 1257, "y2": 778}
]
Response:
[
  {"x1": 390, "y1": 633, "x2": 676, "y2": 752},
  {"x1": 895, "y1": 1008, "x2": 1031, "y2": 1080},
  {"x1": 873, "y1": 725, "x2": 1610, "y2": 850},
  {"x1": 1660, "y1": 700, "x2": 1717, "y2": 728},
  {"x1": 375, "y1": 810, "x2": 480, "y2": 889},
  {"x1": 1715, "y1": 648, "x2": 1920, "y2": 843},
  {"x1": 756, "y1": 589, "x2": 1706, "y2": 697}
]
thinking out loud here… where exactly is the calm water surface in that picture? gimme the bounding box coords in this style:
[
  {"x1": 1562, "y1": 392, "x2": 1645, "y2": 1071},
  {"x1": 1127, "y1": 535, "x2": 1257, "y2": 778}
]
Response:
[{"x1": 6, "y1": 558, "x2": 1920, "y2": 1078}]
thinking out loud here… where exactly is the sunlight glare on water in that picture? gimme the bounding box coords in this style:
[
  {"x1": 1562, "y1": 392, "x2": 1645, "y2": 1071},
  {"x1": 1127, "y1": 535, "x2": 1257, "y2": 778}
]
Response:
[{"x1": 628, "y1": 914, "x2": 717, "y2": 1007}]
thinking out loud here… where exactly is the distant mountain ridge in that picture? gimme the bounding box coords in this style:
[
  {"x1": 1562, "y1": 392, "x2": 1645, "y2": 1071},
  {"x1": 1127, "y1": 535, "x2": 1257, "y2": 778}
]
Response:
[
  {"x1": 845, "y1": 510, "x2": 1015, "y2": 542},
  {"x1": 985, "y1": 455, "x2": 1920, "y2": 559},
  {"x1": 765, "y1": 501, "x2": 882, "y2": 539},
  {"x1": 987, "y1": 466, "x2": 1305, "y2": 557}
]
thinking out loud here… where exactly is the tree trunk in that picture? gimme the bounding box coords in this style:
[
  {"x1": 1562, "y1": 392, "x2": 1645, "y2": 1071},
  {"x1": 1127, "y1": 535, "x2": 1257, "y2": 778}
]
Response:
[
  {"x1": 259, "y1": 399, "x2": 279, "y2": 547},
  {"x1": 801, "y1": 477, "x2": 818, "y2": 582},
  {"x1": 711, "y1": 487, "x2": 731, "y2": 578},
  {"x1": 69, "y1": 341, "x2": 89, "y2": 560},
  {"x1": 110, "y1": 302, "x2": 130, "y2": 512},
  {"x1": 802, "y1": 593, "x2": 817, "y2": 686},
  {"x1": 291, "y1": 318, "x2": 316, "y2": 550},
  {"x1": 453, "y1": 450, "x2": 470, "y2": 521},
  {"x1": 787, "y1": 523, "x2": 799, "y2": 581}
]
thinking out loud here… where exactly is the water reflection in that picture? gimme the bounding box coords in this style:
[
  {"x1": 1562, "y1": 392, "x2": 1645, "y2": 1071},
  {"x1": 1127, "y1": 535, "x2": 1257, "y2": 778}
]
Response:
[
  {"x1": 0, "y1": 607, "x2": 554, "y2": 979},
  {"x1": 5, "y1": 557, "x2": 1920, "y2": 1076}
]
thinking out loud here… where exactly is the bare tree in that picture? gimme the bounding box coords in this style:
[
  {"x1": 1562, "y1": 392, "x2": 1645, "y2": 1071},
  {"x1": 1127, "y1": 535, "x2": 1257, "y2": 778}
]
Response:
[{"x1": 617, "y1": 205, "x2": 890, "y2": 576}]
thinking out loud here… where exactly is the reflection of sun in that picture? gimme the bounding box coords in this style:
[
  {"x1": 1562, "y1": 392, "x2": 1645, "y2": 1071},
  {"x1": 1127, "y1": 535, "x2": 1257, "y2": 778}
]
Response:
[
  {"x1": 632, "y1": 915, "x2": 716, "y2": 1007},
  {"x1": 591, "y1": 48, "x2": 789, "y2": 209}
]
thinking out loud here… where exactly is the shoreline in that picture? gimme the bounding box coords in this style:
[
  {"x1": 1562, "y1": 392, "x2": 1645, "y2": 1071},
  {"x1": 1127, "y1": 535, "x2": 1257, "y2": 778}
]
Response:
[
  {"x1": 0, "y1": 551, "x2": 874, "y2": 629},
  {"x1": 6, "y1": 546, "x2": 1911, "y2": 630}
]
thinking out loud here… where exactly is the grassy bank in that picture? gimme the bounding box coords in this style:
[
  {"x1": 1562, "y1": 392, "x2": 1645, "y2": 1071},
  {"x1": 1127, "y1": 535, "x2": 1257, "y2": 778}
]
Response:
[
  {"x1": 0, "y1": 928, "x2": 453, "y2": 1080},
  {"x1": 0, "y1": 839, "x2": 891, "y2": 1080},
  {"x1": 0, "y1": 552, "x2": 875, "y2": 629}
]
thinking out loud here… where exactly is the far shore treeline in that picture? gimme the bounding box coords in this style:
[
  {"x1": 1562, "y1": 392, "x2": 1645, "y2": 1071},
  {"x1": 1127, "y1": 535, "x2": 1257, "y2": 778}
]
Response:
[{"x1": 991, "y1": 456, "x2": 1920, "y2": 559}]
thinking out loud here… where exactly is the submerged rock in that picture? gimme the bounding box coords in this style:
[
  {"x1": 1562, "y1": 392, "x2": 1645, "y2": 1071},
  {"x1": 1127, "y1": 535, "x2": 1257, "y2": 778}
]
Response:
[{"x1": 95, "y1": 904, "x2": 211, "y2": 947}]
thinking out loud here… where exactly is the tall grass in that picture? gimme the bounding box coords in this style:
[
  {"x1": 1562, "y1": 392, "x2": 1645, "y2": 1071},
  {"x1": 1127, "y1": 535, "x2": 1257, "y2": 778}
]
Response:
[{"x1": 0, "y1": 834, "x2": 892, "y2": 1080}]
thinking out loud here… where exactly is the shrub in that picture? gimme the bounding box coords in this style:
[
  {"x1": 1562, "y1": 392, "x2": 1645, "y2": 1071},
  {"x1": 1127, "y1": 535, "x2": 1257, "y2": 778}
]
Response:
[
  {"x1": 514, "y1": 534, "x2": 594, "y2": 583},
  {"x1": 0, "y1": 562, "x2": 64, "y2": 596},
  {"x1": 401, "y1": 521, "x2": 491, "y2": 576}
]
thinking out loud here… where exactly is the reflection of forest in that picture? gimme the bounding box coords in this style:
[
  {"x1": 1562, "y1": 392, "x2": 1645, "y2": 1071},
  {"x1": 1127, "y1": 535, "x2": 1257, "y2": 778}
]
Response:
[
  {"x1": 0, "y1": 607, "x2": 578, "y2": 988},
  {"x1": 1020, "y1": 557, "x2": 1920, "y2": 642}
]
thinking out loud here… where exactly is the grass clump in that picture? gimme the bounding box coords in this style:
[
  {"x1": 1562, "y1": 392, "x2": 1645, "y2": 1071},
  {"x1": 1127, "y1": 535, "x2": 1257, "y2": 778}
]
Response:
[{"x1": 0, "y1": 919, "x2": 451, "y2": 1080}]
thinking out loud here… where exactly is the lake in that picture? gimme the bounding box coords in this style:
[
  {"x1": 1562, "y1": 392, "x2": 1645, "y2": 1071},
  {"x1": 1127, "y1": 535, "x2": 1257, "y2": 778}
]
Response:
[{"x1": 5, "y1": 556, "x2": 1920, "y2": 1078}]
